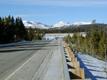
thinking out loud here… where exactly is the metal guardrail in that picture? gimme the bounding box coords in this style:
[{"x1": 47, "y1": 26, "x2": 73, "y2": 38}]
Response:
[{"x1": 63, "y1": 42, "x2": 85, "y2": 80}]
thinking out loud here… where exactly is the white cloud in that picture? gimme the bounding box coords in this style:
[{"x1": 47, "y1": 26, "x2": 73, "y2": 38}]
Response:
[{"x1": 1, "y1": 0, "x2": 107, "y2": 7}]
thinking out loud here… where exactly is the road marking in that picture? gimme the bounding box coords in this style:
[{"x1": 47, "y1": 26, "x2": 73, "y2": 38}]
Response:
[{"x1": 4, "y1": 51, "x2": 37, "y2": 80}]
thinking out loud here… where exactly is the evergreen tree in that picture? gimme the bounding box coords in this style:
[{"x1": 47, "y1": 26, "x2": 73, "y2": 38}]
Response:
[
  {"x1": 64, "y1": 24, "x2": 107, "y2": 60},
  {"x1": 0, "y1": 15, "x2": 27, "y2": 43}
]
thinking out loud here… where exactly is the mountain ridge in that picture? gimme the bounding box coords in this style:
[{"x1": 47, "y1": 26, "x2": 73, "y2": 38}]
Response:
[
  {"x1": 23, "y1": 21, "x2": 50, "y2": 29},
  {"x1": 23, "y1": 20, "x2": 106, "y2": 29}
]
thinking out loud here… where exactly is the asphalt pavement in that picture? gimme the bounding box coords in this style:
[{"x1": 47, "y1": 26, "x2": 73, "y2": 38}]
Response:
[
  {"x1": 0, "y1": 40, "x2": 51, "y2": 80},
  {"x1": 0, "y1": 40, "x2": 70, "y2": 80}
]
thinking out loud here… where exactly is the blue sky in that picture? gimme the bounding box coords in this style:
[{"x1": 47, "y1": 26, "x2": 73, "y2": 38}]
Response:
[{"x1": 0, "y1": 0, "x2": 107, "y2": 25}]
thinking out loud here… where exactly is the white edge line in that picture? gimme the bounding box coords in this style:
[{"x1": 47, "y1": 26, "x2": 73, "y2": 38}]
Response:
[{"x1": 4, "y1": 51, "x2": 37, "y2": 80}]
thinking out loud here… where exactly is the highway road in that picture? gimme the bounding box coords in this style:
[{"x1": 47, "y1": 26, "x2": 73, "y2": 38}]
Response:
[
  {"x1": 0, "y1": 40, "x2": 53, "y2": 80},
  {"x1": 0, "y1": 50, "x2": 36, "y2": 80},
  {"x1": 0, "y1": 40, "x2": 70, "y2": 80}
]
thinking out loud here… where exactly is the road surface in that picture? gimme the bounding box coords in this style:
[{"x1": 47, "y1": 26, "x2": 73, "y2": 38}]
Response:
[
  {"x1": 0, "y1": 40, "x2": 50, "y2": 80},
  {"x1": 0, "y1": 40, "x2": 70, "y2": 80}
]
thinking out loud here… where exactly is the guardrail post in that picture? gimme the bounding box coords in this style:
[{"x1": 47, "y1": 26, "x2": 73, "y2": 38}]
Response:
[{"x1": 63, "y1": 41, "x2": 85, "y2": 80}]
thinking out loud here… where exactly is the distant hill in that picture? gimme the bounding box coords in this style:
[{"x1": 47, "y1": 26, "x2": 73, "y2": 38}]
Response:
[
  {"x1": 45, "y1": 23, "x2": 107, "y2": 33},
  {"x1": 23, "y1": 21, "x2": 50, "y2": 29},
  {"x1": 23, "y1": 20, "x2": 107, "y2": 33}
]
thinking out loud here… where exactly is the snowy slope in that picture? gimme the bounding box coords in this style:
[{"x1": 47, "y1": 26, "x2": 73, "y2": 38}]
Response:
[
  {"x1": 53, "y1": 21, "x2": 71, "y2": 28},
  {"x1": 72, "y1": 21, "x2": 92, "y2": 26},
  {"x1": 23, "y1": 20, "x2": 93, "y2": 29},
  {"x1": 23, "y1": 21, "x2": 49, "y2": 29},
  {"x1": 52, "y1": 21, "x2": 93, "y2": 28}
]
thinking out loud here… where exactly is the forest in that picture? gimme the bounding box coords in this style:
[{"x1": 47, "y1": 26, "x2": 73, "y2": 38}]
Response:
[
  {"x1": 0, "y1": 15, "x2": 28, "y2": 43},
  {"x1": 0, "y1": 16, "x2": 44, "y2": 44},
  {"x1": 64, "y1": 25, "x2": 107, "y2": 60},
  {"x1": 45, "y1": 24, "x2": 107, "y2": 33}
]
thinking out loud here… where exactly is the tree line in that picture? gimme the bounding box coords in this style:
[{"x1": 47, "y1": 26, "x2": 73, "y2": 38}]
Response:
[
  {"x1": 64, "y1": 25, "x2": 107, "y2": 60},
  {"x1": 0, "y1": 15, "x2": 28, "y2": 43},
  {"x1": 45, "y1": 24, "x2": 107, "y2": 33},
  {"x1": 0, "y1": 15, "x2": 44, "y2": 44},
  {"x1": 26, "y1": 27, "x2": 45, "y2": 41}
]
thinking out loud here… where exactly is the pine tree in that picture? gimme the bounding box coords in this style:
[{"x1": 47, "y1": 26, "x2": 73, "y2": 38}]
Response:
[{"x1": 0, "y1": 15, "x2": 27, "y2": 43}]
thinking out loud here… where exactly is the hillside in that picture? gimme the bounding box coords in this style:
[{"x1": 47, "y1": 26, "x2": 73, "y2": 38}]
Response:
[{"x1": 45, "y1": 23, "x2": 107, "y2": 33}]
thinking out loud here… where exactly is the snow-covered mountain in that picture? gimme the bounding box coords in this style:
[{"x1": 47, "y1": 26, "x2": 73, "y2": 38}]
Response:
[
  {"x1": 52, "y1": 21, "x2": 93, "y2": 28},
  {"x1": 72, "y1": 21, "x2": 92, "y2": 26},
  {"x1": 23, "y1": 21, "x2": 49, "y2": 29},
  {"x1": 23, "y1": 20, "x2": 93, "y2": 29},
  {"x1": 53, "y1": 21, "x2": 71, "y2": 28}
]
